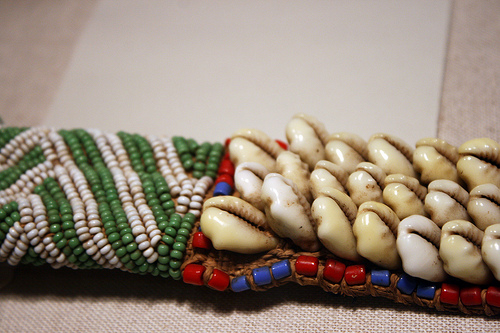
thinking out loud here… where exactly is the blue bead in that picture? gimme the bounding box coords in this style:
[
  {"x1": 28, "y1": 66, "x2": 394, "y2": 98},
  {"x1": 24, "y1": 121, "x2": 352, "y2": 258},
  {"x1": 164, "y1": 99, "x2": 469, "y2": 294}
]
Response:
[
  {"x1": 252, "y1": 266, "x2": 272, "y2": 286},
  {"x1": 397, "y1": 273, "x2": 418, "y2": 295},
  {"x1": 231, "y1": 275, "x2": 250, "y2": 292},
  {"x1": 213, "y1": 182, "x2": 233, "y2": 196},
  {"x1": 371, "y1": 269, "x2": 390, "y2": 287},
  {"x1": 271, "y1": 260, "x2": 292, "y2": 280},
  {"x1": 416, "y1": 280, "x2": 437, "y2": 300}
]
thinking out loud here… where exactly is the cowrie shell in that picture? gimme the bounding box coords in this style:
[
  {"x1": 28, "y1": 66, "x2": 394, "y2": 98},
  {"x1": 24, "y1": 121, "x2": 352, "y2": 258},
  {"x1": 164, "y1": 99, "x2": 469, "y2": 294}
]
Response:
[
  {"x1": 234, "y1": 162, "x2": 270, "y2": 211},
  {"x1": 325, "y1": 132, "x2": 368, "y2": 174},
  {"x1": 276, "y1": 151, "x2": 312, "y2": 203},
  {"x1": 261, "y1": 173, "x2": 320, "y2": 251},
  {"x1": 229, "y1": 128, "x2": 284, "y2": 172},
  {"x1": 382, "y1": 174, "x2": 427, "y2": 220},
  {"x1": 352, "y1": 201, "x2": 401, "y2": 269},
  {"x1": 413, "y1": 138, "x2": 461, "y2": 185},
  {"x1": 467, "y1": 183, "x2": 500, "y2": 231},
  {"x1": 367, "y1": 133, "x2": 416, "y2": 178},
  {"x1": 397, "y1": 215, "x2": 447, "y2": 282},
  {"x1": 311, "y1": 187, "x2": 362, "y2": 262},
  {"x1": 286, "y1": 114, "x2": 329, "y2": 171},
  {"x1": 200, "y1": 196, "x2": 279, "y2": 254},
  {"x1": 482, "y1": 224, "x2": 500, "y2": 281},
  {"x1": 439, "y1": 220, "x2": 493, "y2": 284},
  {"x1": 457, "y1": 138, "x2": 500, "y2": 190},
  {"x1": 310, "y1": 160, "x2": 348, "y2": 200},
  {"x1": 345, "y1": 162, "x2": 386, "y2": 207},
  {"x1": 424, "y1": 179, "x2": 470, "y2": 227}
]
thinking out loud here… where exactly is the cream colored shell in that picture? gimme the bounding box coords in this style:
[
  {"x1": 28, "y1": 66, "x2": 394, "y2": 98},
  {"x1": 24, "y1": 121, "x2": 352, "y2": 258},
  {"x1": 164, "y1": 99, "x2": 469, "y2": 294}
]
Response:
[
  {"x1": 482, "y1": 224, "x2": 500, "y2": 281},
  {"x1": 276, "y1": 151, "x2": 312, "y2": 203},
  {"x1": 457, "y1": 138, "x2": 500, "y2": 190},
  {"x1": 345, "y1": 162, "x2": 386, "y2": 207},
  {"x1": 200, "y1": 196, "x2": 279, "y2": 254},
  {"x1": 439, "y1": 220, "x2": 493, "y2": 285},
  {"x1": 382, "y1": 174, "x2": 427, "y2": 220},
  {"x1": 397, "y1": 215, "x2": 447, "y2": 282},
  {"x1": 286, "y1": 114, "x2": 329, "y2": 171},
  {"x1": 325, "y1": 132, "x2": 368, "y2": 174},
  {"x1": 229, "y1": 128, "x2": 284, "y2": 172},
  {"x1": 261, "y1": 173, "x2": 320, "y2": 251},
  {"x1": 311, "y1": 187, "x2": 361, "y2": 262},
  {"x1": 310, "y1": 160, "x2": 348, "y2": 199},
  {"x1": 233, "y1": 162, "x2": 270, "y2": 211},
  {"x1": 424, "y1": 179, "x2": 470, "y2": 227},
  {"x1": 352, "y1": 201, "x2": 401, "y2": 269},
  {"x1": 467, "y1": 183, "x2": 500, "y2": 231},
  {"x1": 413, "y1": 138, "x2": 461, "y2": 185},
  {"x1": 367, "y1": 133, "x2": 416, "y2": 178}
]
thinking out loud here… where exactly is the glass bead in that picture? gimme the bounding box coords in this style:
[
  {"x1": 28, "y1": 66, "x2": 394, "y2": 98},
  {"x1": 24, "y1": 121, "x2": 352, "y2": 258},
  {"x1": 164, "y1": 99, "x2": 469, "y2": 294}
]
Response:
[
  {"x1": 172, "y1": 242, "x2": 186, "y2": 252},
  {"x1": 157, "y1": 256, "x2": 170, "y2": 265},
  {"x1": 322, "y1": 259, "x2": 346, "y2": 284},
  {"x1": 252, "y1": 267, "x2": 272, "y2": 286},
  {"x1": 397, "y1": 273, "x2": 418, "y2": 295},
  {"x1": 460, "y1": 286, "x2": 482, "y2": 306},
  {"x1": 213, "y1": 182, "x2": 233, "y2": 196},
  {"x1": 486, "y1": 286, "x2": 500, "y2": 308},
  {"x1": 130, "y1": 250, "x2": 143, "y2": 261},
  {"x1": 208, "y1": 269, "x2": 230, "y2": 291},
  {"x1": 295, "y1": 255, "x2": 319, "y2": 277},
  {"x1": 231, "y1": 275, "x2": 250, "y2": 292},
  {"x1": 170, "y1": 249, "x2": 184, "y2": 260},
  {"x1": 344, "y1": 265, "x2": 366, "y2": 285},
  {"x1": 115, "y1": 247, "x2": 127, "y2": 258},
  {"x1": 169, "y1": 259, "x2": 181, "y2": 269},
  {"x1": 52, "y1": 232, "x2": 64, "y2": 243},
  {"x1": 126, "y1": 242, "x2": 138, "y2": 253},
  {"x1": 192, "y1": 232, "x2": 212, "y2": 249},
  {"x1": 122, "y1": 233, "x2": 134, "y2": 245},
  {"x1": 371, "y1": 269, "x2": 391, "y2": 287},
  {"x1": 416, "y1": 280, "x2": 437, "y2": 300},
  {"x1": 162, "y1": 235, "x2": 175, "y2": 246},
  {"x1": 177, "y1": 228, "x2": 190, "y2": 237},
  {"x1": 440, "y1": 283, "x2": 460, "y2": 305}
]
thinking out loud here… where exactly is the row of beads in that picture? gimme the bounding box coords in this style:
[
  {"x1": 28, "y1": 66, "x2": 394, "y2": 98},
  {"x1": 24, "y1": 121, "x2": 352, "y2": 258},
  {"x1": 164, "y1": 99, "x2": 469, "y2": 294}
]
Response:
[{"x1": 182, "y1": 256, "x2": 500, "y2": 309}]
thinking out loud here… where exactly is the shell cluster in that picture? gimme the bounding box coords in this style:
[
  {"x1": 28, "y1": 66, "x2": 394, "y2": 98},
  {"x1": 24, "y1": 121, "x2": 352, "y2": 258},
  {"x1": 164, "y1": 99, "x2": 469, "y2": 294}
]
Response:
[{"x1": 201, "y1": 113, "x2": 500, "y2": 285}]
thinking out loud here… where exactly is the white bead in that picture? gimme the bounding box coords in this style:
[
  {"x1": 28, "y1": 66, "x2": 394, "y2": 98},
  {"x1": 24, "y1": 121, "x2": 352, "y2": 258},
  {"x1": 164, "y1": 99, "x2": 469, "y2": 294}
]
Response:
[{"x1": 135, "y1": 234, "x2": 148, "y2": 244}]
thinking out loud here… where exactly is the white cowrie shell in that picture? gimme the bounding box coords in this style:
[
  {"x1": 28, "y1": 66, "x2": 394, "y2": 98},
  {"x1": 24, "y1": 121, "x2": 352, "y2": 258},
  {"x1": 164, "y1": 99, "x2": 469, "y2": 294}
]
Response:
[
  {"x1": 200, "y1": 196, "x2": 279, "y2": 254},
  {"x1": 383, "y1": 174, "x2": 427, "y2": 220},
  {"x1": 310, "y1": 160, "x2": 348, "y2": 200},
  {"x1": 367, "y1": 133, "x2": 417, "y2": 178},
  {"x1": 286, "y1": 114, "x2": 329, "y2": 171},
  {"x1": 261, "y1": 173, "x2": 320, "y2": 251},
  {"x1": 457, "y1": 138, "x2": 500, "y2": 190},
  {"x1": 467, "y1": 183, "x2": 500, "y2": 231},
  {"x1": 311, "y1": 187, "x2": 362, "y2": 262},
  {"x1": 229, "y1": 128, "x2": 284, "y2": 172},
  {"x1": 424, "y1": 180, "x2": 471, "y2": 227},
  {"x1": 397, "y1": 215, "x2": 447, "y2": 282},
  {"x1": 325, "y1": 132, "x2": 368, "y2": 174},
  {"x1": 345, "y1": 162, "x2": 386, "y2": 207},
  {"x1": 352, "y1": 201, "x2": 401, "y2": 269},
  {"x1": 413, "y1": 138, "x2": 461, "y2": 185},
  {"x1": 482, "y1": 224, "x2": 500, "y2": 281},
  {"x1": 439, "y1": 220, "x2": 493, "y2": 284},
  {"x1": 234, "y1": 162, "x2": 270, "y2": 211},
  {"x1": 276, "y1": 151, "x2": 312, "y2": 203}
]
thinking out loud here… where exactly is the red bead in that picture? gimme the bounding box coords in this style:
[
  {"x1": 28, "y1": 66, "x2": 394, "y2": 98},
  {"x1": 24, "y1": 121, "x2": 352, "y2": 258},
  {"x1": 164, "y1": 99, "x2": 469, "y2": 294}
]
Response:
[
  {"x1": 218, "y1": 160, "x2": 235, "y2": 176},
  {"x1": 323, "y1": 259, "x2": 346, "y2": 284},
  {"x1": 486, "y1": 286, "x2": 500, "y2": 308},
  {"x1": 192, "y1": 232, "x2": 212, "y2": 249},
  {"x1": 183, "y1": 264, "x2": 206, "y2": 286},
  {"x1": 344, "y1": 265, "x2": 366, "y2": 285},
  {"x1": 440, "y1": 283, "x2": 460, "y2": 305},
  {"x1": 295, "y1": 255, "x2": 319, "y2": 277},
  {"x1": 225, "y1": 138, "x2": 231, "y2": 148},
  {"x1": 215, "y1": 173, "x2": 234, "y2": 188},
  {"x1": 275, "y1": 139, "x2": 288, "y2": 150},
  {"x1": 223, "y1": 151, "x2": 231, "y2": 161},
  {"x1": 208, "y1": 269, "x2": 230, "y2": 291},
  {"x1": 460, "y1": 286, "x2": 482, "y2": 306}
]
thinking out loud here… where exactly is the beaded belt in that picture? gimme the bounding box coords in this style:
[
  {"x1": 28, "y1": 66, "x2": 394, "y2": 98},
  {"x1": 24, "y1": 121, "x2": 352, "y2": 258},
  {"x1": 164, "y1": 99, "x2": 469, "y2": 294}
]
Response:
[{"x1": 1, "y1": 114, "x2": 499, "y2": 316}]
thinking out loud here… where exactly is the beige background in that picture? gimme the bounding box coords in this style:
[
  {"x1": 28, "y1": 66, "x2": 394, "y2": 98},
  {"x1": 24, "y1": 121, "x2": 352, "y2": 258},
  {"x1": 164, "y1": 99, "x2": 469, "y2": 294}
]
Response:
[{"x1": 1, "y1": 0, "x2": 500, "y2": 332}]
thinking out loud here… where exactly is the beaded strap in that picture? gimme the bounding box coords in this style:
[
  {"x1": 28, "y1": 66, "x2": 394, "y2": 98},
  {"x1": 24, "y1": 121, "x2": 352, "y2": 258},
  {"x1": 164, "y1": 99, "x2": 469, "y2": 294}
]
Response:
[{"x1": 1, "y1": 122, "x2": 500, "y2": 317}]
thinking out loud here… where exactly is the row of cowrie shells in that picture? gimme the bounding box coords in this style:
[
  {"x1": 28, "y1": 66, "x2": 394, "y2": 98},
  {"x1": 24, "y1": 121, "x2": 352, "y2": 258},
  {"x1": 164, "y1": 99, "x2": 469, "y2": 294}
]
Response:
[{"x1": 201, "y1": 113, "x2": 500, "y2": 286}]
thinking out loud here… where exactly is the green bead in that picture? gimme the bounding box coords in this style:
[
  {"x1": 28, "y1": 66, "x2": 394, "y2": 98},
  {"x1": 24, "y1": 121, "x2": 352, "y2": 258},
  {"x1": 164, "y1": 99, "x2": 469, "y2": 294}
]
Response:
[
  {"x1": 130, "y1": 250, "x2": 143, "y2": 261},
  {"x1": 49, "y1": 224, "x2": 61, "y2": 233},
  {"x1": 148, "y1": 198, "x2": 160, "y2": 207},
  {"x1": 159, "y1": 193, "x2": 171, "y2": 202},
  {"x1": 169, "y1": 269, "x2": 181, "y2": 280},
  {"x1": 68, "y1": 237, "x2": 80, "y2": 249},
  {"x1": 168, "y1": 220, "x2": 181, "y2": 230},
  {"x1": 52, "y1": 232, "x2": 64, "y2": 243},
  {"x1": 56, "y1": 239, "x2": 67, "y2": 249},
  {"x1": 170, "y1": 249, "x2": 183, "y2": 260},
  {"x1": 180, "y1": 222, "x2": 192, "y2": 230},
  {"x1": 164, "y1": 227, "x2": 176, "y2": 237},
  {"x1": 64, "y1": 229, "x2": 76, "y2": 239},
  {"x1": 157, "y1": 255, "x2": 170, "y2": 265},
  {"x1": 169, "y1": 259, "x2": 181, "y2": 269},
  {"x1": 175, "y1": 235, "x2": 187, "y2": 244},
  {"x1": 157, "y1": 244, "x2": 169, "y2": 256},
  {"x1": 193, "y1": 162, "x2": 206, "y2": 172},
  {"x1": 124, "y1": 261, "x2": 135, "y2": 270},
  {"x1": 157, "y1": 263, "x2": 168, "y2": 272},
  {"x1": 115, "y1": 246, "x2": 127, "y2": 258},
  {"x1": 62, "y1": 246, "x2": 72, "y2": 256},
  {"x1": 162, "y1": 235, "x2": 174, "y2": 245},
  {"x1": 122, "y1": 233, "x2": 134, "y2": 245},
  {"x1": 108, "y1": 232, "x2": 120, "y2": 244},
  {"x1": 162, "y1": 201, "x2": 175, "y2": 210},
  {"x1": 126, "y1": 242, "x2": 138, "y2": 253},
  {"x1": 73, "y1": 246, "x2": 85, "y2": 256},
  {"x1": 205, "y1": 170, "x2": 217, "y2": 179},
  {"x1": 62, "y1": 221, "x2": 74, "y2": 230},
  {"x1": 121, "y1": 254, "x2": 131, "y2": 264},
  {"x1": 192, "y1": 170, "x2": 204, "y2": 179},
  {"x1": 177, "y1": 228, "x2": 190, "y2": 237},
  {"x1": 105, "y1": 227, "x2": 117, "y2": 235},
  {"x1": 206, "y1": 163, "x2": 219, "y2": 172},
  {"x1": 157, "y1": 221, "x2": 168, "y2": 231},
  {"x1": 119, "y1": 227, "x2": 132, "y2": 237},
  {"x1": 172, "y1": 242, "x2": 186, "y2": 252},
  {"x1": 139, "y1": 263, "x2": 149, "y2": 273},
  {"x1": 111, "y1": 240, "x2": 123, "y2": 250}
]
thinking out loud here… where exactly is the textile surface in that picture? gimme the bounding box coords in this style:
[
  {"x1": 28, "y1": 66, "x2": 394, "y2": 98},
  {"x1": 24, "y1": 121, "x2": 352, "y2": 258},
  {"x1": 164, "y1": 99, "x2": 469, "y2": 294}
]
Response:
[{"x1": 0, "y1": 0, "x2": 499, "y2": 331}]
